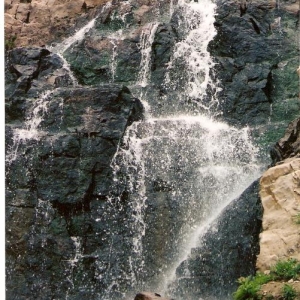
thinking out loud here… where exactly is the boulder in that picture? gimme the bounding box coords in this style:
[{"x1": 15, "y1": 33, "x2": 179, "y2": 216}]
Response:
[
  {"x1": 257, "y1": 157, "x2": 300, "y2": 271},
  {"x1": 257, "y1": 115, "x2": 300, "y2": 272}
]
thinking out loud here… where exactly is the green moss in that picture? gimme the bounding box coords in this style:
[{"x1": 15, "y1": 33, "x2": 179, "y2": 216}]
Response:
[
  {"x1": 49, "y1": 217, "x2": 68, "y2": 235},
  {"x1": 5, "y1": 35, "x2": 17, "y2": 51},
  {"x1": 65, "y1": 49, "x2": 112, "y2": 85},
  {"x1": 252, "y1": 124, "x2": 286, "y2": 159},
  {"x1": 293, "y1": 213, "x2": 300, "y2": 225},
  {"x1": 271, "y1": 98, "x2": 300, "y2": 124}
]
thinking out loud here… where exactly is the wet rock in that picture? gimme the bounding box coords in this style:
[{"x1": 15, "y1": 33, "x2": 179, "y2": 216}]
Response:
[
  {"x1": 5, "y1": 47, "x2": 73, "y2": 119},
  {"x1": 270, "y1": 117, "x2": 300, "y2": 164},
  {"x1": 172, "y1": 180, "x2": 262, "y2": 299},
  {"x1": 211, "y1": 0, "x2": 299, "y2": 145},
  {"x1": 151, "y1": 24, "x2": 177, "y2": 87},
  {"x1": 5, "y1": 0, "x2": 300, "y2": 298},
  {"x1": 5, "y1": 44, "x2": 144, "y2": 299}
]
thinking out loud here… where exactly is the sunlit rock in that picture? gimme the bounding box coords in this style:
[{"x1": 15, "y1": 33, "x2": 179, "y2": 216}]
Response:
[{"x1": 257, "y1": 117, "x2": 300, "y2": 271}]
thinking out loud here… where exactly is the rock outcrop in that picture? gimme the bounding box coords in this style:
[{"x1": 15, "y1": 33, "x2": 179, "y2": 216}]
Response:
[
  {"x1": 270, "y1": 118, "x2": 300, "y2": 164},
  {"x1": 257, "y1": 157, "x2": 300, "y2": 270},
  {"x1": 211, "y1": 0, "x2": 299, "y2": 148},
  {"x1": 257, "y1": 118, "x2": 300, "y2": 272},
  {"x1": 6, "y1": 47, "x2": 143, "y2": 299}
]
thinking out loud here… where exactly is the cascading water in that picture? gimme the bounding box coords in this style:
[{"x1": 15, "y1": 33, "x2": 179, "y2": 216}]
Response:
[
  {"x1": 6, "y1": 10, "x2": 102, "y2": 164},
  {"x1": 108, "y1": 0, "x2": 264, "y2": 298}
]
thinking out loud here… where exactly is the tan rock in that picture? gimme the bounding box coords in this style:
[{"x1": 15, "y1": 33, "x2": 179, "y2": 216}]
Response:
[
  {"x1": 284, "y1": 3, "x2": 299, "y2": 14},
  {"x1": 84, "y1": 0, "x2": 111, "y2": 8},
  {"x1": 15, "y1": 3, "x2": 31, "y2": 22},
  {"x1": 258, "y1": 281, "x2": 300, "y2": 299},
  {"x1": 257, "y1": 158, "x2": 300, "y2": 271},
  {"x1": 4, "y1": 0, "x2": 111, "y2": 47}
]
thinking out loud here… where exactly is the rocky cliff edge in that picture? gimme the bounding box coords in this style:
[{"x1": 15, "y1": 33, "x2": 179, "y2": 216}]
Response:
[{"x1": 257, "y1": 118, "x2": 300, "y2": 272}]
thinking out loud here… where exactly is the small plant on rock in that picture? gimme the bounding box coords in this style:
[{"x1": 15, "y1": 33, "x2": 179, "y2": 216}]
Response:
[
  {"x1": 5, "y1": 35, "x2": 17, "y2": 51},
  {"x1": 282, "y1": 284, "x2": 297, "y2": 300},
  {"x1": 292, "y1": 213, "x2": 300, "y2": 225},
  {"x1": 233, "y1": 273, "x2": 272, "y2": 300},
  {"x1": 233, "y1": 259, "x2": 300, "y2": 300},
  {"x1": 271, "y1": 258, "x2": 300, "y2": 280}
]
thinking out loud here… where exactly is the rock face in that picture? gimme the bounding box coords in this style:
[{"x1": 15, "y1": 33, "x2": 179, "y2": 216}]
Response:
[
  {"x1": 6, "y1": 47, "x2": 143, "y2": 299},
  {"x1": 257, "y1": 118, "x2": 300, "y2": 272},
  {"x1": 270, "y1": 117, "x2": 300, "y2": 164},
  {"x1": 211, "y1": 0, "x2": 299, "y2": 149},
  {"x1": 4, "y1": 0, "x2": 112, "y2": 47},
  {"x1": 171, "y1": 180, "x2": 262, "y2": 299},
  {"x1": 5, "y1": 0, "x2": 300, "y2": 299}
]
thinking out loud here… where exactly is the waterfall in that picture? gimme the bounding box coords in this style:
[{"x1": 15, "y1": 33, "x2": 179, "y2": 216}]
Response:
[
  {"x1": 110, "y1": 0, "x2": 264, "y2": 298},
  {"x1": 6, "y1": 0, "x2": 266, "y2": 299}
]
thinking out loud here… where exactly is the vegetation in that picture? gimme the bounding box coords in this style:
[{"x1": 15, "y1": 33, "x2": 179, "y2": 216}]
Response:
[
  {"x1": 233, "y1": 273, "x2": 271, "y2": 300},
  {"x1": 292, "y1": 213, "x2": 300, "y2": 225},
  {"x1": 233, "y1": 259, "x2": 300, "y2": 300},
  {"x1": 271, "y1": 259, "x2": 300, "y2": 280},
  {"x1": 5, "y1": 35, "x2": 17, "y2": 51},
  {"x1": 282, "y1": 284, "x2": 297, "y2": 300}
]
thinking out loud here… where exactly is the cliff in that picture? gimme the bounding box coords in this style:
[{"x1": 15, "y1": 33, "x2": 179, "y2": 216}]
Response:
[
  {"x1": 254, "y1": 118, "x2": 300, "y2": 299},
  {"x1": 5, "y1": 0, "x2": 300, "y2": 299}
]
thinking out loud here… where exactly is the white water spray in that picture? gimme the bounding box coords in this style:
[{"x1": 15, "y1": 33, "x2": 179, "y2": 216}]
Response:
[
  {"x1": 110, "y1": 0, "x2": 264, "y2": 298},
  {"x1": 137, "y1": 22, "x2": 160, "y2": 87},
  {"x1": 51, "y1": 18, "x2": 97, "y2": 54},
  {"x1": 6, "y1": 90, "x2": 52, "y2": 163}
]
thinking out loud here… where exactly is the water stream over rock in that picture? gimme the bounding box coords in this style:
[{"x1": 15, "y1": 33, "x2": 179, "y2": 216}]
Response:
[
  {"x1": 7, "y1": 0, "x2": 300, "y2": 298},
  {"x1": 105, "y1": 0, "x2": 264, "y2": 298}
]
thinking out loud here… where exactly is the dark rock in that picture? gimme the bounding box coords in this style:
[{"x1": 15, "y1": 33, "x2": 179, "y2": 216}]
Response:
[
  {"x1": 210, "y1": 0, "x2": 299, "y2": 133},
  {"x1": 151, "y1": 24, "x2": 177, "y2": 86},
  {"x1": 172, "y1": 180, "x2": 262, "y2": 299},
  {"x1": 270, "y1": 117, "x2": 300, "y2": 164},
  {"x1": 5, "y1": 47, "x2": 73, "y2": 120},
  {"x1": 200, "y1": 0, "x2": 300, "y2": 167},
  {"x1": 6, "y1": 45, "x2": 144, "y2": 300}
]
